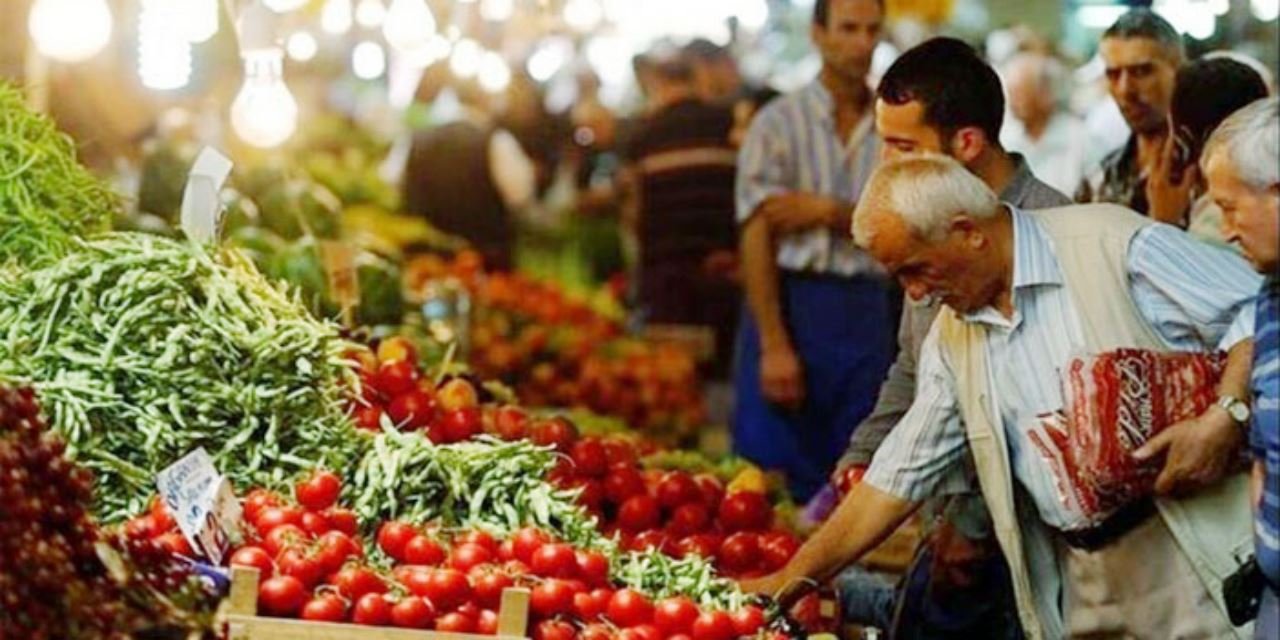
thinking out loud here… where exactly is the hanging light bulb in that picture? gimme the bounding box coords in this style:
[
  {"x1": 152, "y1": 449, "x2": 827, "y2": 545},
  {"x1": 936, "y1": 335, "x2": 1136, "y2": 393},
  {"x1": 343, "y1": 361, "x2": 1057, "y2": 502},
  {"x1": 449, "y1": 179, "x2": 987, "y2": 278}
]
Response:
[
  {"x1": 321, "y1": 0, "x2": 354, "y2": 34},
  {"x1": 563, "y1": 0, "x2": 602, "y2": 31},
  {"x1": 352, "y1": 40, "x2": 387, "y2": 79},
  {"x1": 478, "y1": 51, "x2": 511, "y2": 93},
  {"x1": 355, "y1": 0, "x2": 387, "y2": 27},
  {"x1": 231, "y1": 48, "x2": 299, "y2": 148},
  {"x1": 1253, "y1": 0, "x2": 1279, "y2": 20},
  {"x1": 180, "y1": 0, "x2": 219, "y2": 43},
  {"x1": 449, "y1": 39, "x2": 482, "y2": 78},
  {"x1": 382, "y1": 0, "x2": 436, "y2": 52},
  {"x1": 479, "y1": 0, "x2": 514, "y2": 21},
  {"x1": 263, "y1": 0, "x2": 307, "y2": 13},
  {"x1": 138, "y1": 0, "x2": 192, "y2": 89},
  {"x1": 286, "y1": 31, "x2": 318, "y2": 61},
  {"x1": 28, "y1": 0, "x2": 113, "y2": 63}
]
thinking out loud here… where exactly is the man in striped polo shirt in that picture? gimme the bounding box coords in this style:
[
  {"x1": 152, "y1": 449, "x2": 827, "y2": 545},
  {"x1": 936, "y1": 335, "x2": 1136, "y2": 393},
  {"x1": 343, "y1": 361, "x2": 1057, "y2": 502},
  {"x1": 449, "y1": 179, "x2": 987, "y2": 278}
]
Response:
[{"x1": 1204, "y1": 97, "x2": 1279, "y2": 639}]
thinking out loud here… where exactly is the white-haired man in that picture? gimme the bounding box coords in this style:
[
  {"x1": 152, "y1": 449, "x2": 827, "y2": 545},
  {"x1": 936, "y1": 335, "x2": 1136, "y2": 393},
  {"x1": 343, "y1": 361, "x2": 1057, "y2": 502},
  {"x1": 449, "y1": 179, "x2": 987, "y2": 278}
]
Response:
[
  {"x1": 1203, "y1": 96, "x2": 1280, "y2": 638},
  {"x1": 743, "y1": 154, "x2": 1262, "y2": 639}
]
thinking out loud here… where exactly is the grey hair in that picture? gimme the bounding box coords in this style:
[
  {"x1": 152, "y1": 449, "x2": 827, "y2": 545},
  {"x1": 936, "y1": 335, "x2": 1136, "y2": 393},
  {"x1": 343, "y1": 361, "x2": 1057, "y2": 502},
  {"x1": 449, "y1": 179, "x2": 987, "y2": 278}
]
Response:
[
  {"x1": 1200, "y1": 97, "x2": 1280, "y2": 191},
  {"x1": 1103, "y1": 9, "x2": 1185, "y2": 62},
  {"x1": 852, "y1": 153, "x2": 1000, "y2": 247},
  {"x1": 1004, "y1": 51, "x2": 1069, "y2": 106}
]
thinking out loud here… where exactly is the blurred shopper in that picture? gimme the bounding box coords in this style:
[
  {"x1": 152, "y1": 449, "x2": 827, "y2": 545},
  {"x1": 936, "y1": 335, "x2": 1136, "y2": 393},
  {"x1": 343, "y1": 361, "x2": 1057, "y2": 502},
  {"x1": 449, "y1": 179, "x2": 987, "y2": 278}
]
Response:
[
  {"x1": 734, "y1": 0, "x2": 894, "y2": 501},
  {"x1": 832, "y1": 37, "x2": 1068, "y2": 639},
  {"x1": 1148, "y1": 58, "x2": 1268, "y2": 241},
  {"x1": 1201, "y1": 97, "x2": 1280, "y2": 639},
  {"x1": 745, "y1": 153, "x2": 1261, "y2": 640},
  {"x1": 684, "y1": 38, "x2": 745, "y2": 105},
  {"x1": 403, "y1": 79, "x2": 536, "y2": 270},
  {"x1": 1001, "y1": 51, "x2": 1095, "y2": 196},
  {"x1": 1075, "y1": 9, "x2": 1182, "y2": 218},
  {"x1": 621, "y1": 51, "x2": 739, "y2": 378}
]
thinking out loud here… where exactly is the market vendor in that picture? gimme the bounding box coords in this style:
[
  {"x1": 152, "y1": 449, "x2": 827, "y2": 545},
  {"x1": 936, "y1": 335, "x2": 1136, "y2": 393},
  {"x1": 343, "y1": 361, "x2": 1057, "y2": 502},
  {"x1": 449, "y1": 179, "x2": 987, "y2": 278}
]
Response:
[
  {"x1": 743, "y1": 153, "x2": 1261, "y2": 639},
  {"x1": 733, "y1": 0, "x2": 894, "y2": 502}
]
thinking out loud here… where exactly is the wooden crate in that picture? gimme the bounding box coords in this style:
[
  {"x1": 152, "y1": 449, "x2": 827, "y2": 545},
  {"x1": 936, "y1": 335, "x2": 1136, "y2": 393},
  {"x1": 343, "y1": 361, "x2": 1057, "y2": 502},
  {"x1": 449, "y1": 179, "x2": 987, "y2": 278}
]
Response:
[{"x1": 220, "y1": 567, "x2": 530, "y2": 640}]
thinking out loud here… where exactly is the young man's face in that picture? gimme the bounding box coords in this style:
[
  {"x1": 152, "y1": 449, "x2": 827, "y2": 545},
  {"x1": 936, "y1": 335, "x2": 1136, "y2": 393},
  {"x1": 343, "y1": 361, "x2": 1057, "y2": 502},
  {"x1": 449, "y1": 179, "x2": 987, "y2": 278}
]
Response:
[
  {"x1": 1208, "y1": 152, "x2": 1280, "y2": 273},
  {"x1": 1099, "y1": 36, "x2": 1178, "y2": 135},
  {"x1": 875, "y1": 99, "x2": 945, "y2": 159},
  {"x1": 812, "y1": 0, "x2": 883, "y2": 86}
]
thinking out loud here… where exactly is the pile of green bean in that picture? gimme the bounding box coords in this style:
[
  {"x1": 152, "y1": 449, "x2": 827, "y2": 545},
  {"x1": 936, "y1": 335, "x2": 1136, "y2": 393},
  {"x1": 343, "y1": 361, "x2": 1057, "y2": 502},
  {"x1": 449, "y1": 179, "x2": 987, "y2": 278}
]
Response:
[
  {"x1": 0, "y1": 233, "x2": 362, "y2": 521},
  {"x1": 0, "y1": 82, "x2": 116, "y2": 269}
]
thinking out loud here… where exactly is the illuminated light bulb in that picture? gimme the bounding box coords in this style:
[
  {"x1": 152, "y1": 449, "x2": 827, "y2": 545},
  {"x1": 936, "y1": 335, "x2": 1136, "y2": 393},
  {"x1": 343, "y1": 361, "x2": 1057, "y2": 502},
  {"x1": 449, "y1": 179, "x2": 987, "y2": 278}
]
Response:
[
  {"x1": 28, "y1": 0, "x2": 113, "y2": 63},
  {"x1": 1253, "y1": 0, "x2": 1279, "y2": 21},
  {"x1": 230, "y1": 48, "x2": 299, "y2": 148},
  {"x1": 480, "y1": 0, "x2": 514, "y2": 21},
  {"x1": 382, "y1": 0, "x2": 436, "y2": 52},
  {"x1": 1209, "y1": 0, "x2": 1230, "y2": 14},
  {"x1": 352, "y1": 40, "x2": 387, "y2": 79},
  {"x1": 734, "y1": 0, "x2": 769, "y2": 30},
  {"x1": 449, "y1": 39, "x2": 482, "y2": 78},
  {"x1": 478, "y1": 52, "x2": 511, "y2": 93},
  {"x1": 403, "y1": 35, "x2": 451, "y2": 67},
  {"x1": 180, "y1": 0, "x2": 219, "y2": 43},
  {"x1": 526, "y1": 37, "x2": 570, "y2": 82},
  {"x1": 139, "y1": 0, "x2": 192, "y2": 90},
  {"x1": 321, "y1": 0, "x2": 353, "y2": 34},
  {"x1": 286, "y1": 31, "x2": 318, "y2": 61},
  {"x1": 564, "y1": 0, "x2": 602, "y2": 30},
  {"x1": 355, "y1": 0, "x2": 387, "y2": 27},
  {"x1": 264, "y1": 0, "x2": 307, "y2": 13}
]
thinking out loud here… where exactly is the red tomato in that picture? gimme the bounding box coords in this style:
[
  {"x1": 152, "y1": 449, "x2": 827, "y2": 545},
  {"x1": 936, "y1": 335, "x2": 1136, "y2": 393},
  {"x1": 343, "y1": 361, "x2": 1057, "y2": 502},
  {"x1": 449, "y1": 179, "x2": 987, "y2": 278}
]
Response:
[
  {"x1": 155, "y1": 531, "x2": 193, "y2": 557},
  {"x1": 531, "y1": 543, "x2": 578, "y2": 579},
  {"x1": 530, "y1": 579, "x2": 576, "y2": 617},
  {"x1": 570, "y1": 438, "x2": 609, "y2": 477},
  {"x1": 617, "y1": 495, "x2": 660, "y2": 532},
  {"x1": 759, "y1": 531, "x2": 801, "y2": 572},
  {"x1": 388, "y1": 390, "x2": 437, "y2": 430},
  {"x1": 620, "y1": 625, "x2": 662, "y2": 640},
  {"x1": 717, "y1": 532, "x2": 761, "y2": 574},
  {"x1": 352, "y1": 593, "x2": 392, "y2": 626},
  {"x1": 628, "y1": 530, "x2": 672, "y2": 555},
  {"x1": 667, "y1": 503, "x2": 711, "y2": 537},
  {"x1": 497, "y1": 539, "x2": 518, "y2": 562},
  {"x1": 242, "y1": 489, "x2": 280, "y2": 523},
  {"x1": 258, "y1": 575, "x2": 307, "y2": 617},
  {"x1": 229, "y1": 546, "x2": 274, "y2": 580},
  {"x1": 450, "y1": 542, "x2": 494, "y2": 572},
  {"x1": 691, "y1": 611, "x2": 737, "y2": 640},
  {"x1": 314, "y1": 531, "x2": 360, "y2": 574},
  {"x1": 573, "y1": 479, "x2": 606, "y2": 513},
  {"x1": 512, "y1": 527, "x2": 551, "y2": 564},
  {"x1": 255, "y1": 505, "x2": 304, "y2": 535},
  {"x1": 124, "y1": 514, "x2": 157, "y2": 541},
  {"x1": 607, "y1": 589, "x2": 654, "y2": 628},
  {"x1": 493, "y1": 405, "x2": 530, "y2": 441},
  {"x1": 656, "y1": 471, "x2": 701, "y2": 510},
  {"x1": 574, "y1": 591, "x2": 604, "y2": 620},
  {"x1": 530, "y1": 416, "x2": 578, "y2": 451},
  {"x1": 390, "y1": 596, "x2": 436, "y2": 629},
  {"x1": 575, "y1": 550, "x2": 610, "y2": 586},
  {"x1": 534, "y1": 620, "x2": 578, "y2": 640},
  {"x1": 456, "y1": 530, "x2": 499, "y2": 554},
  {"x1": 601, "y1": 438, "x2": 637, "y2": 466},
  {"x1": 436, "y1": 378, "x2": 479, "y2": 411},
  {"x1": 149, "y1": 496, "x2": 177, "y2": 532},
  {"x1": 263, "y1": 524, "x2": 309, "y2": 557},
  {"x1": 502, "y1": 559, "x2": 531, "y2": 576},
  {"x1": 425, "y1": 568, "x2": 472, "y2": 610},
  {"x1": 579, "y1": 623, "x2": 615, "y2": 640},
  {"x1": 376, "y1": 360, "x2": 421, "y2": 396},
  {"x1": 333, "y1": 566, "x2": 387, "y2": 600},
  {"x1": 669, "y1": 636, "x2": 693, "y2": 640},
  {"x1": 654, "y1": 597, "x2": 701, "y2": 635},
  {"x1": 693, "y1": 475, "x2": 724, "y2": 510},
  {"x1": 295, "y1": 470, "x2": 342, "y2": 511},
  {"x1": 404, "y1": 534, "x2": 447, "y2": 566},
  {"x1": 301, "y1": 594, "x2": 348, "y2": 622},
  {"x1": 324, "y1": 507, "x2": 359, "y2": 536},
  {"x1": 470, "y1": 567, "x2": 513, "y2": 608},
  {"x1": 604, "y1": 466, "x2": 646, "y2": 504},
  {"x1": 674, "y1": 534, "x2": 721, "y2": 560},
  {"x1": 477, "y1": 609, "x2": 500, "y2": 635},
  {"x1": 717, "y1": 491, "x2": 772, "y2": 532},
  {"x1": 353, "y1": 405, "x2": 385, "y2": 432},
  {"x1": 731, "y1": 605, "x2": 766, "y2": 635},
  {"x1": 300, "y1": 511, "x2": 331, "y2": 537},
  {"x1": 440, "y1": 408, "x2": 482, "y2": 443},
  {"x1": 401, "y1": 568, "x2": 434, "y2": 598},
  {"x1": 376, "y1": 521, "x2": 418, "y2": 561},
  {"x1": 277, "y1": 548, "x2": 323, "y2": 588},
  {"x1": 436, "y1": 612, "x2": 477, "y2": 633}
]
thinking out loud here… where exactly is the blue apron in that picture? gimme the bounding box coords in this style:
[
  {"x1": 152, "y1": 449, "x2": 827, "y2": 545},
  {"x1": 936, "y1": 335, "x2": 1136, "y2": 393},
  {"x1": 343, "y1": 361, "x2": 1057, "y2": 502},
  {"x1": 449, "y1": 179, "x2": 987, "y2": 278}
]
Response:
[{"x1": 732, "y1": 272, "x2": 894, "y2": 501}]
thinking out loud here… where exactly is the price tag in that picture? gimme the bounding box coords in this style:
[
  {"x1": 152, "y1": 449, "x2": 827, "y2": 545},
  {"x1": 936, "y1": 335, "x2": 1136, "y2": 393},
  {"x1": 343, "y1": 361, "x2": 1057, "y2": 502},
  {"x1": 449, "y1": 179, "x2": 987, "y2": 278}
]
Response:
[
  {"x1": 180, "y1": 147, "x2": 234, "y2": 243},
  {"x1": 155, "y1": 448, "x2": 242, "y2": 565},
  {"x1": 320, "y1": 240, "x2": 360, "y2": 324}
]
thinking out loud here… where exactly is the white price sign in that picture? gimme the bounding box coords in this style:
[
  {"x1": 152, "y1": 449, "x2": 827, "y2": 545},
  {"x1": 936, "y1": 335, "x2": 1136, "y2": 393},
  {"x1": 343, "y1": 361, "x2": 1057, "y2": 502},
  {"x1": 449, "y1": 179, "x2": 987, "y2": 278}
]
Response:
[{"x1": 155, "y1": 448, "x2": 243, "y2": 565}]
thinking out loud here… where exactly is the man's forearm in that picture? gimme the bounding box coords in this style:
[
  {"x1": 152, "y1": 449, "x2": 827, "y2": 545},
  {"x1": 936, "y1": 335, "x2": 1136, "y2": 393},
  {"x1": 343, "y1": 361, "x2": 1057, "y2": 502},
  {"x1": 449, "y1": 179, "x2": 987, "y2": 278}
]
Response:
[
  {"x1": 1219, "y1": 339, "x2": 1254, "y2": 403},
  {"x1": 775, "y1": 482, "x2": 919, "y2": 584},
  {"x1": 741, "y1": 215, "x2": 789, "y2": 350}
]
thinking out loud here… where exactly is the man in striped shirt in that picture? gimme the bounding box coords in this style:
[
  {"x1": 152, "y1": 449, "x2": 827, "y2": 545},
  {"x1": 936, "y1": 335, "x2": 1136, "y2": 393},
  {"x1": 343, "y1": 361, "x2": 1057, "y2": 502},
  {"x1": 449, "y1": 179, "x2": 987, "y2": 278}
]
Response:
[
  {"x1": 733, "y1": 0, "x2": 893, "y2": 501},
  {"x1": 1203, "y1": 97, "x2": 1279, "y2": 639}
]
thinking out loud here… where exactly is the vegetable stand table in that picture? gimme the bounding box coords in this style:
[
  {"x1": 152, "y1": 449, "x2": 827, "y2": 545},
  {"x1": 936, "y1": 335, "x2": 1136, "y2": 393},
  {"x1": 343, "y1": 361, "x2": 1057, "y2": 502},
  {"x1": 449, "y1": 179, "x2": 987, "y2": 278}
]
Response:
[{"x1": 221, "y1": 567, "x2": 531, "y2": 640}]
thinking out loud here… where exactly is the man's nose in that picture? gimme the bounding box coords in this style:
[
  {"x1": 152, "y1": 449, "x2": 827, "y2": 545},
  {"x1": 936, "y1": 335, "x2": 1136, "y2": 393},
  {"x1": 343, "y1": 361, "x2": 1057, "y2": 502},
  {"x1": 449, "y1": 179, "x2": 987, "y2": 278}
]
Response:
[{"x1": 904, "y1": 281, "x2": 930, "y2": 301}]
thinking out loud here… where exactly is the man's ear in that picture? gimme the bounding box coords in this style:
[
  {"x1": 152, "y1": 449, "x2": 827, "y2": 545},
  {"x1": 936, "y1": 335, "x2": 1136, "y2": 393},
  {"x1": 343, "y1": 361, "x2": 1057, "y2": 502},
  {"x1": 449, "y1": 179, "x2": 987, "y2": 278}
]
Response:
[
  {"x1": 949, "y1": 215, "x2": 987, "y2": 249},
  {"x1": 948, "y1": 127, "x2": 987, "y2": 165}
]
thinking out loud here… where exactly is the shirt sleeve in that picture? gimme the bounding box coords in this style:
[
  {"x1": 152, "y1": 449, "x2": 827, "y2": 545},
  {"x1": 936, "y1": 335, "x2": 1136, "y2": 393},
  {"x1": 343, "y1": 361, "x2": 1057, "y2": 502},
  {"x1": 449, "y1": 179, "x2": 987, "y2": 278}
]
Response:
[
  {"x1": 863, "y1": 323, "x2": 970, "y2": 501},
  {"x1": 735, "y1": 106, "x2": 791, "y2": 224},
  {"x1": 488, "y1": 129, "x2": 537, "y2": 210},
  {"x1": 1127, "y1": 224, "x2": 1262, "y2": 352}
]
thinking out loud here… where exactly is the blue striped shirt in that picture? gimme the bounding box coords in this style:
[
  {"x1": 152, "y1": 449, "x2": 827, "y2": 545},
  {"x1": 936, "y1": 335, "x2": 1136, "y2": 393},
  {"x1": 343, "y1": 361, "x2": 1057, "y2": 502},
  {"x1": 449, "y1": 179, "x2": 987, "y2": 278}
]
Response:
[
  {"x1": 735, "y1": 80, "x2": 882, "y2": 276},
  {"x1": 865, "y1": 209, "x2": 1260, "y2": 530},
  {"x1": 1251, "y1": 276, "x2": 1280, "y2": 588}
]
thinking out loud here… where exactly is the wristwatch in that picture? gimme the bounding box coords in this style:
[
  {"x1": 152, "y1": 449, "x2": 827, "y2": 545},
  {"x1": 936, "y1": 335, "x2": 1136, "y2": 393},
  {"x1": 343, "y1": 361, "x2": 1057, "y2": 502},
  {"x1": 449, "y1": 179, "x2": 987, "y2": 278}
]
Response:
[{"x1": 1217, "y1": 394, "x2": 1252, "y2": 426}]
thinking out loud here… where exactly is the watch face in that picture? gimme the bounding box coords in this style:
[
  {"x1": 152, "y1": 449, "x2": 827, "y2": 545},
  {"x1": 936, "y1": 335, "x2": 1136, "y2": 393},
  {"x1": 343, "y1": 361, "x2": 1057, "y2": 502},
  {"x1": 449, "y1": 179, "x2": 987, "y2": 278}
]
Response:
[{"x1": 1229, "y1": 402, "x2": 1250, "y2": 423}]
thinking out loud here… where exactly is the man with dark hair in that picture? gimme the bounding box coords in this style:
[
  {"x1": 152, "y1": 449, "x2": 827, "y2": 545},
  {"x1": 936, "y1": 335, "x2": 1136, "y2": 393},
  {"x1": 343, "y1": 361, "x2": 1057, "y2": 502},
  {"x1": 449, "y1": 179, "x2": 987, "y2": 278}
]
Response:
[
  {"x1": 683, "y1": 38, "x2": 744, "y2": 105},
  {"x1": 828, "y1": 37, "x2": 1067, "y2": 639},
  {"x1": 1076, "y1": 9, "x2": 1184, "y2": 218},
  {"x1": 734, "y1": 0, "x2": 893, "y2": 502}
]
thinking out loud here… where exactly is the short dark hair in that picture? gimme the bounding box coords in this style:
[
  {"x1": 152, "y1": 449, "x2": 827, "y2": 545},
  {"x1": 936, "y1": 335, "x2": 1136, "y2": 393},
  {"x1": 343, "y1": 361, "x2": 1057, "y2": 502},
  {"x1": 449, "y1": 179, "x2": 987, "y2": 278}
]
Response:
[
  {"x1": 876, "y1": 37, "x2": 1005, "y2": 145},
  {"x1": 683, "y1": 38, "x2": 728, "y2": 62},
  {"x1": 1170, "y1": 57, "x2": 1268, "y2": 180},
  {"x1": 1103, "y1": 9, "x2": 1185, "y2": 61},
  {"x1": 813, "y1": 0, "x2": 883, "y2": 27}
]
